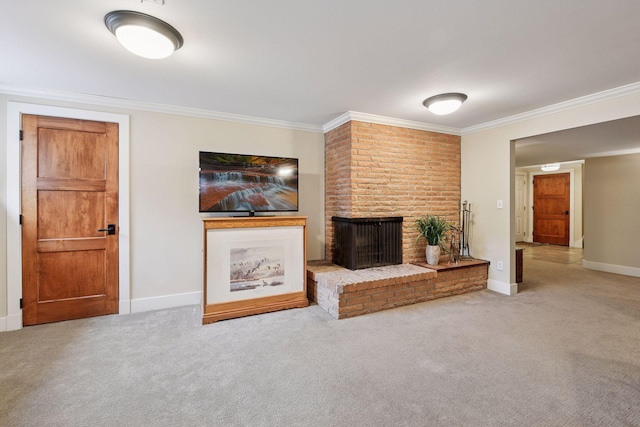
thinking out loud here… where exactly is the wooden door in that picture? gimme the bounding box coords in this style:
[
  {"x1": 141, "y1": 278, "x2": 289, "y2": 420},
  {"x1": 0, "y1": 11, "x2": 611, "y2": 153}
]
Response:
[
  {"x1": 533, "y1": 173, "x2": 570, "y2": 246},
  {"x1": 21, "y1": 115, "x2": 119, "y2": 325}
]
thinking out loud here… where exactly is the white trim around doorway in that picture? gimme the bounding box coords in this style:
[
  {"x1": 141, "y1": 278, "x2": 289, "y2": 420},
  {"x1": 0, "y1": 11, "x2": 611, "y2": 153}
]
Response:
[
  {"x1": 5, "y1": 102, "x2": 131, "y2": 331},
  {"x1": 527, "y1": 168, "x2": 577, "y2": 248}
]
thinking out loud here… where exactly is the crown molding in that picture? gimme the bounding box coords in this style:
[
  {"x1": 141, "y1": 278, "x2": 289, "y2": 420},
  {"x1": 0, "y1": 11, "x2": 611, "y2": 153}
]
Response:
[
  {"x1": 462, "y1": 81, "x2": 640, "y2": 135},
  {"x1": 0, "y1": 83, "x2": 324, "y2": 133},
  {"x1": 6, "y1": 80, "x2": 640, "y2": 138},
  {"x1": 322, "y1": 112, "x2": 352, "y2": 133},
  {"x1": 322, "y1": 111, "x2": 461, "y2": 135}
]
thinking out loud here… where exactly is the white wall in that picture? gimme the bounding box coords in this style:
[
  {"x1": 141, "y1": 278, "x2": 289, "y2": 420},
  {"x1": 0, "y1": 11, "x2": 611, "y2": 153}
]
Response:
[
  {"x1": 460, "y1": 134, "x2": 515, "y2": 294},
  {"x1": 583, "y1": 153, "x2": 640, "y2": 275},
  {"x1": 127, "y1": 110, "x2": 325, "y2": 302},
  {"x1": 461, "y1": 91, "x2": 640, "y2": 294},
  {"x1": 1, "y1": 94, "x2": 325, "y2": 324}
]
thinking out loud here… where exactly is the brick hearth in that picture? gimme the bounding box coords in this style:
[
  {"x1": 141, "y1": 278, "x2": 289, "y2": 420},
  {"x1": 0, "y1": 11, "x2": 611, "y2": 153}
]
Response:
[{"x1": 307, "y1": 259, "x2": 489, "y2": 319}]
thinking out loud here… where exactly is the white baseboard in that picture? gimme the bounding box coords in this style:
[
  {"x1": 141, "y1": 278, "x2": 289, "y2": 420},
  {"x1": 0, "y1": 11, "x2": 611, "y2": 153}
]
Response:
[
  {"x1": 130, "y1": 291, "x2": 202, "y2": 313},
  {"x1": 487, "y1": 279, "x2": 518, "y2": 296},
  {"x1": 6, "y1": 313, "x2": 23, "y2": 331},
  {"x1": 119, "y1": 300, "x2": 131, "y2": 315},
  {"x1": 0, "y1": 317, "x2": 6, "y2": 332},
  {"x1": 582, "y1": 260, "x2": 640, "y2": 278}
]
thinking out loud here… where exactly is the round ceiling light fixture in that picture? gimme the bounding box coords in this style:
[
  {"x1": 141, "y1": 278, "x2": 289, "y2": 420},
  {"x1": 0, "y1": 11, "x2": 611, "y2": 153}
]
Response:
[
  {"x1": 423, "y1": 93, "x2": 468, "y2": 115},
  {"x1": 541, "y1": 163, "x2": 561, "y2": 172},
  {"x1": 105, "y1": 10, "x2": 184, "y2": 59}
]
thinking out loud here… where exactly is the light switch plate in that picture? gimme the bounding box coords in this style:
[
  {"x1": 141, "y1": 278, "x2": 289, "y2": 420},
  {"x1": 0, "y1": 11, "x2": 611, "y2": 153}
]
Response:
[{"x1": 497, "y1": 199, "x2": 503, "y2": 209}]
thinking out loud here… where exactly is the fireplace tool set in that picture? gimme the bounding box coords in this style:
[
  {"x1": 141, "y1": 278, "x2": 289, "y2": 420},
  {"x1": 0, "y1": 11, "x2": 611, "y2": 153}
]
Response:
[{"x1": 449, "y1": 200, "x2": 472, "y2": 264}]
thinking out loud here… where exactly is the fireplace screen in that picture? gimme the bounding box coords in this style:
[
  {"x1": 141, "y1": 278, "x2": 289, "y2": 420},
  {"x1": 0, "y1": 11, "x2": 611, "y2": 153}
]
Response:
[{"x1": 332, "y1": 216, "x2": 403, "y2": 270}]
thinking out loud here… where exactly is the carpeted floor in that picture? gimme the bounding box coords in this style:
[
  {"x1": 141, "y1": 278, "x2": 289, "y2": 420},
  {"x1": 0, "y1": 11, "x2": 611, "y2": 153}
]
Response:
[{"x1": 1, "y1": 246, "x2": 639, "y2": 426}]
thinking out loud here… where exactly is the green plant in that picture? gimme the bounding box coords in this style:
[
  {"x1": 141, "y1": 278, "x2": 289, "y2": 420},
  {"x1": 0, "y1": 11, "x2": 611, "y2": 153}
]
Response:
[{"x1": 415, "y1": 215, "x2": 452, "y2": 247}]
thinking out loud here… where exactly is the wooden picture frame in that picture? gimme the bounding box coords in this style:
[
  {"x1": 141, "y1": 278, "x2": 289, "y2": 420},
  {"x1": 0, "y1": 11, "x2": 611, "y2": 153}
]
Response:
[{"x1": 202, "y1": 216, "x2": 308, "y2": 323}]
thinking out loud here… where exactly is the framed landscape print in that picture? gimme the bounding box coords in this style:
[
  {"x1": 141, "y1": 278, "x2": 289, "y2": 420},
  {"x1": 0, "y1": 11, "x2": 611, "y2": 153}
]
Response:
[{"x1": 202, "y1": 216, "x2": 308, "y2": 323}]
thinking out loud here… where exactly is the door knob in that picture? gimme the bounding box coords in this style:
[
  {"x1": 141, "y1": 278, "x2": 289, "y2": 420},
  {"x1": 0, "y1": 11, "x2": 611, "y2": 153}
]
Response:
[{"x1": 98, "y1": 224, "x2": 116, "y2": 235}]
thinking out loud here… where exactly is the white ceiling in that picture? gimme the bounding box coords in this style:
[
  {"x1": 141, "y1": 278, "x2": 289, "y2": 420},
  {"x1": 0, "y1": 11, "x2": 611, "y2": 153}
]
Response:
[
  {"x1": 515, "y1": 116, "x2": 640, "y2": 167},
  {"x1": 2, "y1": 0, "x2": 640, "y2": 162}
]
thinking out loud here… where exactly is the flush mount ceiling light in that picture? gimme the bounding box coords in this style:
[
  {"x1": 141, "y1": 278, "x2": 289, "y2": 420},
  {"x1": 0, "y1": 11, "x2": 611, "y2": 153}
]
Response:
[
  {"x1": 541, "y1": 163, "x2": 561, "y2": 172},
  {"x1": 422, "y1": 93, "x2": 468, "y2": 115},
  {"x1": 105, "y1": 10, "x2": 183, "y2": 59}
]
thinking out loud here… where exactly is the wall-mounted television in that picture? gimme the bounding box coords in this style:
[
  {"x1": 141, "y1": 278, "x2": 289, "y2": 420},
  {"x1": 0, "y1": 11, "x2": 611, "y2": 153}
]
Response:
[{"x1": 199, "y1": 151, "x2": 299, "y2": 214}]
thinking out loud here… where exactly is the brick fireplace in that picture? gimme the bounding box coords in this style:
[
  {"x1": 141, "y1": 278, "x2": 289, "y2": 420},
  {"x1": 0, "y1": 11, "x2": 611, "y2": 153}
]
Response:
[
  {"x1": 324, "y1": 120, "x2": 461, "y2": 264},
  {"x1": 308, "y1": 120, "x2": 487, "y2": 320}
]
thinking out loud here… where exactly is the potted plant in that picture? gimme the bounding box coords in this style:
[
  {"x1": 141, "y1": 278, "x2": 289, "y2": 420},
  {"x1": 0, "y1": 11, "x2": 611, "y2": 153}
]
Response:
[{"x1": 415, "y1": 215, "x2": 452, "y2": 265}]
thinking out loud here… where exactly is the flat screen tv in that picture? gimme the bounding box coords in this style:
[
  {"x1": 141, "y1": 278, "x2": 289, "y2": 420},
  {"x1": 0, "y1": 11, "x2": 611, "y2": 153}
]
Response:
[{"x1": 199, "y1": 151, "x2": 299, "y2": 214}]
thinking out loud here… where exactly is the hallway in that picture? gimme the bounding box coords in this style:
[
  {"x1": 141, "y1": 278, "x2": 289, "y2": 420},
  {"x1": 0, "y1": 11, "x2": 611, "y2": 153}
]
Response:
[
  {"x1": 518, "y1": 243, "x2": 583, "y2": 266},
  {"x1": 515, "y1": 242, "x2": 638, "y2": 293}
]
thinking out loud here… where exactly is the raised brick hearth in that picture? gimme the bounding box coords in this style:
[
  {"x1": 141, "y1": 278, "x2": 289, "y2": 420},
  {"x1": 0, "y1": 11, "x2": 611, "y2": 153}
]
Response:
[{"x1": 307, "y1": 259, "x2": 489, "y2": 319}]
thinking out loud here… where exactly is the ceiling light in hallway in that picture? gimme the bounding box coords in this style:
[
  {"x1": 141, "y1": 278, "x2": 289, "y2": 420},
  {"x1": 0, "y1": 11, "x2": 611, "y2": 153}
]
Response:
[{"x1": 541, "y1": 163, "x2": 561, "y2": 171}]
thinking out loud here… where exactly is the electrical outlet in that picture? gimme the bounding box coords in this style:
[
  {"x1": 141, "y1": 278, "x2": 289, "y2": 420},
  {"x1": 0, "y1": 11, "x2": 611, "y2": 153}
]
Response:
[
  {"x1": 497, "y1": 199, "x2": 503, "y2": 209},
  {"x1": 497, "y1": 261, "x2": 504, "y2": 271}
]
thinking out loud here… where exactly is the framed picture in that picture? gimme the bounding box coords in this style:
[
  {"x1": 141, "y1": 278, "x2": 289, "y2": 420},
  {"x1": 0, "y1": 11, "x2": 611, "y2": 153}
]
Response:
[{"x1": 202, "y1": 216, "x2": 308, "y2": 323}]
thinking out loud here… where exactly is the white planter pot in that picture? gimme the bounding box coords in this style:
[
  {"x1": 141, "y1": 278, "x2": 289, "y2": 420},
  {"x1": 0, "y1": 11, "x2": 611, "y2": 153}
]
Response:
[{"x1": 426, "y1": 245, "x2": 441, "y2": 266}]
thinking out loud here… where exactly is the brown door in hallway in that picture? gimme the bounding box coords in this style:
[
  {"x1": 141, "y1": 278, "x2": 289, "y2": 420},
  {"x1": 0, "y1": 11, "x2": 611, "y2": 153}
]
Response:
[
  {"x1": 21, "y1": 115, "x2": 119, "y2": 325},
  {"x1": 533, "y1": 173, "x2": 570, "y2": 246}
]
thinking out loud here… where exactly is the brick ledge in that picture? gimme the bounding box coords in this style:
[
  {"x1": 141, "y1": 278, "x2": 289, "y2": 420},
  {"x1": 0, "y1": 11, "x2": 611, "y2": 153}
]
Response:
[
  {"x1": 307, "y1": 260, "x2": 489, "y2": 319},
  {"x1": 307, "y1": 262, "x2": 436, "y2": 294}
]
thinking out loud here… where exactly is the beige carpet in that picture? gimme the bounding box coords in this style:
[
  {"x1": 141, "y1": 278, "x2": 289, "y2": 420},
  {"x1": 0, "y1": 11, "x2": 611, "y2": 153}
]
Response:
[{"x1": 1, "y1": 246, "x2": 639, "y2": 426}]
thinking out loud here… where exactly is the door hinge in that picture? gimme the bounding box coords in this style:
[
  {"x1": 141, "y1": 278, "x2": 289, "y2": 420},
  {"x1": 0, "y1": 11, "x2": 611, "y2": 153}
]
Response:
[
  {"x1": 20, "y1": 298, "x2": 23, "y2": 309},
  {"x1": 19, "y1": 214, "x2": 23, "y2": 225},
  {"x1": 19, "y1": 130, "x2": 23, "y2": 140}
]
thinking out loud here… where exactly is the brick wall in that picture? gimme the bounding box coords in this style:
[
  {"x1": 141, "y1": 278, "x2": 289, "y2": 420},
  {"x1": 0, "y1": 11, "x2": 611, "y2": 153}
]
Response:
[
  {"x1": 324, "y1": 122, "x2": 352, "y2": 260},
  {"x1": 324, "y1": 120, "x2": 461, "y2": 264}
]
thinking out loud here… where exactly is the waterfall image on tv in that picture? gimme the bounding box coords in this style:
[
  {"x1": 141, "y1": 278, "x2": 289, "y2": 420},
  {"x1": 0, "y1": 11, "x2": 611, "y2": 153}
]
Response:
[{"x1": 199, "y1": 151, "x2": 299, "y2": 213}]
